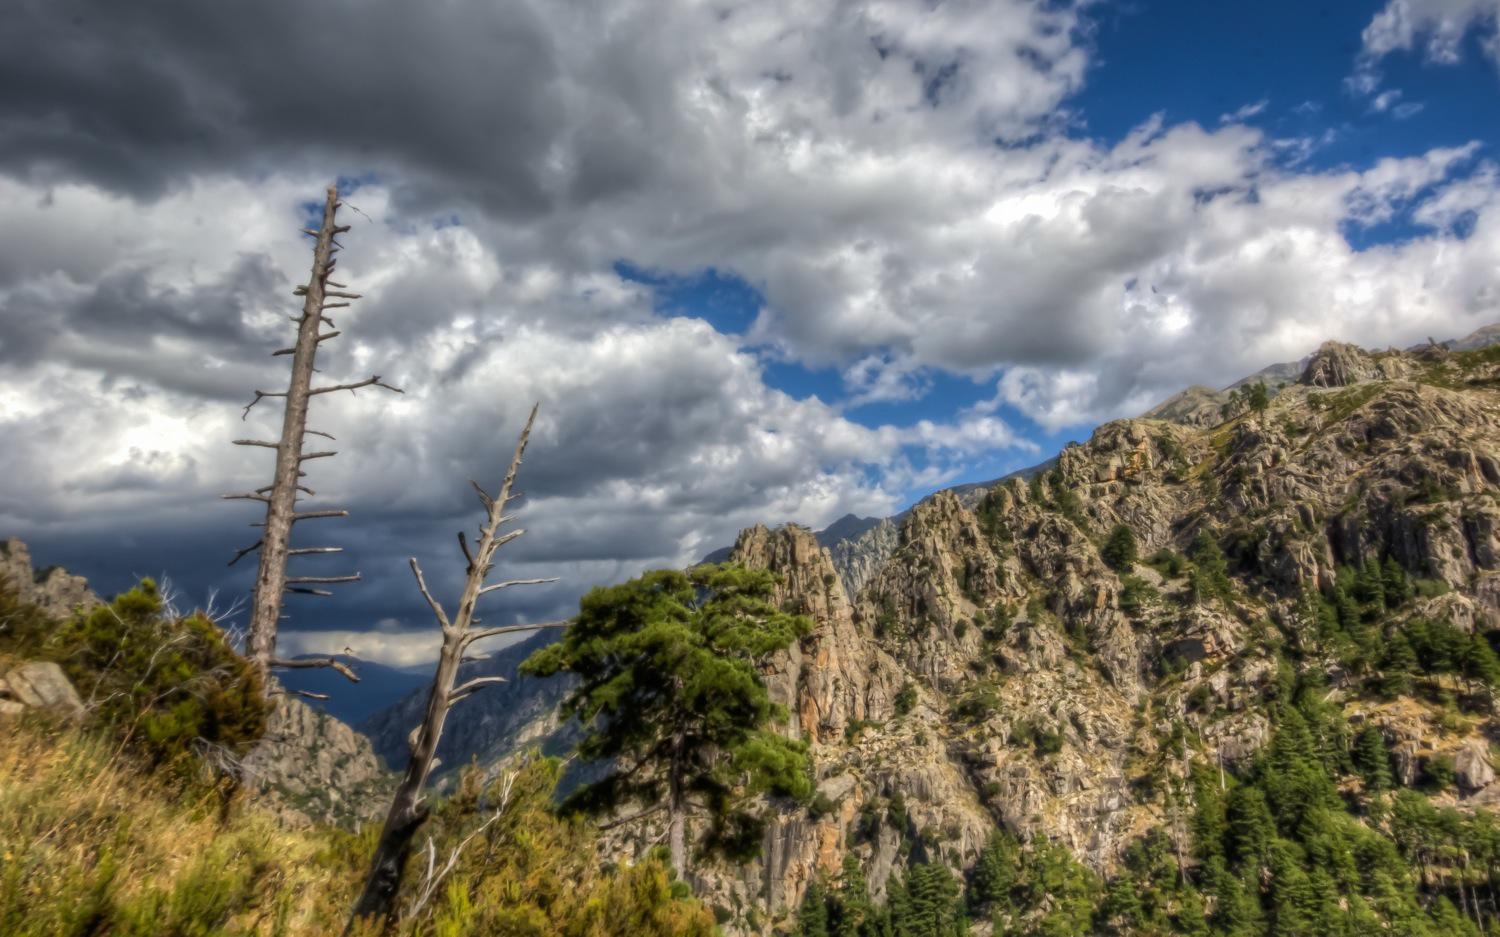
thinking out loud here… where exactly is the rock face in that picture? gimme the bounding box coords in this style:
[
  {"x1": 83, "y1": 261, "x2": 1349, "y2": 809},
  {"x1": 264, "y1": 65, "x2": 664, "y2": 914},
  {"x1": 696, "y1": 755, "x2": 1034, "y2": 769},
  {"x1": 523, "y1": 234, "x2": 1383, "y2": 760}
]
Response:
[
  {"x1": 242, "y1": 691, "x2": 394, "y2": 829},
  {"x1": 0, "y1": 538, "x2": 98, "y2": 619},
  {"x1": 1298, "y1": 340, "x2": 1412, "y2": 388},
  {"x1": 826, "y1": 516, "x2": 901, "y2": 598}
]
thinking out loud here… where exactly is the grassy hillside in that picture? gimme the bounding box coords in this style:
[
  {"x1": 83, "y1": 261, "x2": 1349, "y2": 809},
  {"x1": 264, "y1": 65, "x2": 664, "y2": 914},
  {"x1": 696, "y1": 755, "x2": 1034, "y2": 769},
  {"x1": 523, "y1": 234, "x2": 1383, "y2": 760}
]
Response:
[{"x1": 0, "y1": 583, "x2": 718, "y2": 936}]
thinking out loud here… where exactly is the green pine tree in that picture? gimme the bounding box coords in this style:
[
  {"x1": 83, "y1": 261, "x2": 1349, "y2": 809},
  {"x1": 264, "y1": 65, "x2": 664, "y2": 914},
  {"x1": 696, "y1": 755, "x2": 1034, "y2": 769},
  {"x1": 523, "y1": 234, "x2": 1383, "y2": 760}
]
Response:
[
  {"x1": 1100, "y1": 524, "x2": 1139, "y2": 573},
  {"x1": 520, "y1": 563, "x2": 813, "y2": 880},
  {"x1": 1352, "y1": 726, "x2": 1392, "y2": 793},
  {"x1": 799, "y1": 880, "x2": 832, "y2": 937},
  {"x1": 1188, "y1": 530, "x2": 1232, "y2": 603}
]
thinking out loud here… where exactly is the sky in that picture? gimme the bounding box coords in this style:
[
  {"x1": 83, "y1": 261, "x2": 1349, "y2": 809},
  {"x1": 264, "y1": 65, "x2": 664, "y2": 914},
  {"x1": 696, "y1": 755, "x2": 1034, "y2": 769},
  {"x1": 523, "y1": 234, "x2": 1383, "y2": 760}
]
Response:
[{"x1": 1, "y1": 0, "x2": 1498, "y2": 668}]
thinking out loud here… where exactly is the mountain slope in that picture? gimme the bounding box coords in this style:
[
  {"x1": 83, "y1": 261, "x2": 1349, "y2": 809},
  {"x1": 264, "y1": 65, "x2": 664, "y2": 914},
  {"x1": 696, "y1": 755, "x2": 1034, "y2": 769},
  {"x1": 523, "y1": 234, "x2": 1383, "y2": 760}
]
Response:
[{"x1": 361, "y1": 327, "x2": 1500, "y2": 934}]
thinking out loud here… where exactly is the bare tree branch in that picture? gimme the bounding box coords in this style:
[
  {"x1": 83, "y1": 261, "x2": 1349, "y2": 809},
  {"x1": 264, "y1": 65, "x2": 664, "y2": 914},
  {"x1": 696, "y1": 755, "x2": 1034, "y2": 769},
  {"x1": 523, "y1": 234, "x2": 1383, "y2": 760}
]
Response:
[
  {"x1": 477, "y1": 577, "x2": 558, "y2": 596},
  {"x1": 352, "y1": 404, "x2": 565, "y2": 928},
  {"x1": 228, "y1": 539, "x2": 263, "y2": 567},
  {"x1": 461, "y1": 620, "x2": 570, "y2": 646},
  {"x1": 293, "y1": 509, "x2": 348, "y2": 521},
  {"x1": 449, "y1": 675, "x2": 507, "y2": 704},
  {"x1": 270, "y1": 656, "x2": 360, "y2": 683},
  {"x1": 310, "y1": 375, "x2": 404, "y2": 396},
  {"x1": 408, "y1": 559, "x2": 451, "y2": 630}
]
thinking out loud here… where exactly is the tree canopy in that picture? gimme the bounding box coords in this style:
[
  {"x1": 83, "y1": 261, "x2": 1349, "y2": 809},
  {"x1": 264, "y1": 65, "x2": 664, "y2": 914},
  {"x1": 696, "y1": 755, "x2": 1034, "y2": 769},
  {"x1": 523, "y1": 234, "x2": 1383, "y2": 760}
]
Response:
[{"x1": 521, "y1": 562, "x2": 813, "y2": 879}]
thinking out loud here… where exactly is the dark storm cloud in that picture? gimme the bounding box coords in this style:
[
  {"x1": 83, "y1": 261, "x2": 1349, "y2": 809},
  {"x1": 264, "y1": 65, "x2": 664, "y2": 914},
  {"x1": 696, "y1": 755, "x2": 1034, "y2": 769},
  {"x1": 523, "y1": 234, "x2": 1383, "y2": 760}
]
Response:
[
  {"x1": 0, "y1": 0, "x2": 569, "y2": 215},
  {"x1": 0, "y1": 253, "x2": 280, "y2": 399}
]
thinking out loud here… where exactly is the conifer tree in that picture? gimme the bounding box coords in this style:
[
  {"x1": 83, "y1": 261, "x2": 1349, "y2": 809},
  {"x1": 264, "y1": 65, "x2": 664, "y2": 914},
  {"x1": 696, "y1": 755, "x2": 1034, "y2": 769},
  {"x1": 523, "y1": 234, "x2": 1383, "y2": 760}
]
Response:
[
  {"x1": 798, "y1": 880, "x2": 831, "y2": 937},
  {"x1": 1100, "y1": 524, "x2": 1138, "y2": 572},
  {"x1": 1353, "y1": 726, "x2": 1393, "y2": 792},
  {"x1": 521, "y1": 563, "x2": 813, "y2": 880},
  {"x1": 1380, "y1": 632, "x2": 1418, "y2": 697},
  {"x1": 1188, "y1": 530, "x2": 1232, "y2": 603},
  {"x1": 832, "y1": 854, "x2": 879, "y2": 937}
]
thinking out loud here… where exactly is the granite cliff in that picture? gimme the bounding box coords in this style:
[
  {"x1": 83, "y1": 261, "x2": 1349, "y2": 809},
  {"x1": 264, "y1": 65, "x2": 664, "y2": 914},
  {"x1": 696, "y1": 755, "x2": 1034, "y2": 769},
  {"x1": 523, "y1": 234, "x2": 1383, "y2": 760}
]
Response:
[{"x1": 360, "y1": 327, "x2": 1500, "y2": 933}]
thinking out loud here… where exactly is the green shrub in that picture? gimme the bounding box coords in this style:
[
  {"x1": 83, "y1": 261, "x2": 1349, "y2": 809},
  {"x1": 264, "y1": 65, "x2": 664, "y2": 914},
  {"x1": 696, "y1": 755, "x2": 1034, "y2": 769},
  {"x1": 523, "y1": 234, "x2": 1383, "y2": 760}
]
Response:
[
  {"x1": 894, "y1": 681, "x2": 918, "y2": 716},
  {"x1": 1101, "y1": 524, "x2": 1139, "y2": 572},
  {"x1": 0, "y1": 580, "x2": 268, "y2": 775}
]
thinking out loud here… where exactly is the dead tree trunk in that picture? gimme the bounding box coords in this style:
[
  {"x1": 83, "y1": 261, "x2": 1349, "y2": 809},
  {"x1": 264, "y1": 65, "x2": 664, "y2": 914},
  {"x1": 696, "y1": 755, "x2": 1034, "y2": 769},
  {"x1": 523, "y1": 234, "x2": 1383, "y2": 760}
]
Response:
[
  {"x1": 227, "y1": 184, "x2": 401, "y2": 692},
  {"x1": 348, "y1": 403, "x2": 567, "y2": 929}
]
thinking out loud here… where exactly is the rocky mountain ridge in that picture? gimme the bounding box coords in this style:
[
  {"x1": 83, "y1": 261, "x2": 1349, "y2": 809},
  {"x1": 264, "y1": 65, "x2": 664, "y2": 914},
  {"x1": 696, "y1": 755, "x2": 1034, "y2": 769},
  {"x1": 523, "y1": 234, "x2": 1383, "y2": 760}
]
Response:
[{"x1": 360, "y1": 324, "x2": 1500, "y2": 932}]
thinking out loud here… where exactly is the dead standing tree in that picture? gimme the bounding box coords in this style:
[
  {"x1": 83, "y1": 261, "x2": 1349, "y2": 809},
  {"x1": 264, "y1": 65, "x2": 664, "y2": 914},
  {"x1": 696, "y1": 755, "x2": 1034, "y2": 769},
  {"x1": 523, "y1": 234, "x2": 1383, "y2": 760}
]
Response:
[
  {"x1": 226, "y1": 184, "x2": 402, "y2": 692},
  {"x1": 349, "y1": 403, "x2": 568, "y2": 927}
]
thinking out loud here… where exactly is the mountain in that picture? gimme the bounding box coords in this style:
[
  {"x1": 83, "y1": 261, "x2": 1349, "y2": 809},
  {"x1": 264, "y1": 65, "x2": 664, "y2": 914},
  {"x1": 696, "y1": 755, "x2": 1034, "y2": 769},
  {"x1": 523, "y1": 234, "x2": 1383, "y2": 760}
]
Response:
[
  {"x1": 361, "y1": 325, "x2": 1500, "y2": 933},
  {"x1": 276, "y1": 654, "x2": 430, "y2": 725}
]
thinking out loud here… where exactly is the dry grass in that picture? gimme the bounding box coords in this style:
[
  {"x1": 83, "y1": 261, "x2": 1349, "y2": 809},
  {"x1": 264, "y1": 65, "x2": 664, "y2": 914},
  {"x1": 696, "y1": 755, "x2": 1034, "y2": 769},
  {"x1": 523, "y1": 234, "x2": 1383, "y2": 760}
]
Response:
[{"x1": 0, "y1": 716, "x2": 369, "y2": 936}]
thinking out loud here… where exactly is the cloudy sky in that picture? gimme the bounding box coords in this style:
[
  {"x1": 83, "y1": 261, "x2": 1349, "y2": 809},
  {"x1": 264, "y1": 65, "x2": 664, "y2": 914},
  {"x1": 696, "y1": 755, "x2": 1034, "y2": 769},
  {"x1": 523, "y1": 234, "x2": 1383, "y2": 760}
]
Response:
[{"x1": 2, "y1": 0, "x2": 1498, "y2": 667}]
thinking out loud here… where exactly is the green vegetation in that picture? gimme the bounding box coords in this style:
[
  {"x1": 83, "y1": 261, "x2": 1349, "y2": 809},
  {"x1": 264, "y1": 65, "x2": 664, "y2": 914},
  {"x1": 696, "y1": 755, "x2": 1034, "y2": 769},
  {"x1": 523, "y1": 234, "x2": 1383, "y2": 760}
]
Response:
[
  {"x1": 1246, "y1": 382, "x2": 1269, "y2": 413},
  {"x1": 895, "y1": 680, "x2": 918, "y2": 716},
  {"x1": 0, "y1": 581, "x2": 717, "y2": 936},
  {"x1": 1101, "y1": 524, "x2": 1139, "y2": 572},
  {"x1": 0, "y1": 579, "x2": 268, "y2": 777},
  {"x1": 1187, "y1": 531, "x2": 1233, "y2": 604},
  {"x1": 521, "y1": 562, "x2": 814, "y2": 875}
]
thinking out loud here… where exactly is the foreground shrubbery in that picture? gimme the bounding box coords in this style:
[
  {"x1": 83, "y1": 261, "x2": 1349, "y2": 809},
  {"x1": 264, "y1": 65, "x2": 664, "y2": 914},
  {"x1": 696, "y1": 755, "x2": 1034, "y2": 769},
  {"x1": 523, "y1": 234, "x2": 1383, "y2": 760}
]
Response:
[
  {"x1": 0, "y1": 579, "x2": 268, "y2": 776},
  {"x1": 0, "y1": 584, "x2": 719, "y2": 935}
]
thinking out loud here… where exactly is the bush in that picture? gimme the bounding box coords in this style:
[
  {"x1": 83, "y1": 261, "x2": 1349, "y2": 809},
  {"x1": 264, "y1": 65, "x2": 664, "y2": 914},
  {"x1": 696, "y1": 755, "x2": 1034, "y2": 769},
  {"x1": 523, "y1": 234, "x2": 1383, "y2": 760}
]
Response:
[
  {"x1": 1423, "y1": 754, "x2": 1457, "y2": 792},
  {"x1": 0, "y1": 580, "x2": 268, "y2": 775},
  {"x1": 1146, "y1": 549, "x2": 1186, "y2": 579},
  {"x1": 1101, "y1": 524, "x2": 1139, "y2": 572},
  {"x1": 1119, "y1": 575, "x2": 1159, "y2": 613},
  {"x1": 894, "y1": 681, "x2": 918, "y2": 716}
]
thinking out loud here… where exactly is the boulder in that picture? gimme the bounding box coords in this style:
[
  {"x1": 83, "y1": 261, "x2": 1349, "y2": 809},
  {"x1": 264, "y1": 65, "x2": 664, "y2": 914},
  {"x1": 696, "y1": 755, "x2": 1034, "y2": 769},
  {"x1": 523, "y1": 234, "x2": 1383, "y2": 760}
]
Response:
[
  {"x1": 1, "y1": 661, "x2": 85, "y2": 719},
  {"x1": 1456, "y1": 739, "x2": 1496, "y2": 794}
]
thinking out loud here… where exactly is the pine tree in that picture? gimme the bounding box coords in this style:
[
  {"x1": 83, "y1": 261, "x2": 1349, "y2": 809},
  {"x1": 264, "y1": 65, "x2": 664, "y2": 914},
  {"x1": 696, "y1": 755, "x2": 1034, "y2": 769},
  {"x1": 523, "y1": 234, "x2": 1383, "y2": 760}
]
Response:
[
  {"x1": 1188, "y1": 530, "x2": 1232, "y2": 603},
  {"x1": 1260, "y1": 707, "x2": 1338, "y2": 831},
  {"x1": 1226, "y1": 786, "x2": 1276, "y2": 873},
  {"x1": 1247, "y1": 382, "x2": 1270, "y2": 413},
  {"x1": 1353, "y1": 726, "x2": 1393, "y2": 793},
  {"x1": 520, "y1": 563, "x2": 813, "y2": 880},
  {"x1": 1379, "y1": 632, "x2": 1418, "y2": 698},
  {"x1": 1381, "y1": 557, "x2": 1412, "y2": 607},
  {"x1": 1100, "y1": 524, "x2": 1138, "y2": 573},
  {"x1": 1267, "y1": 839, "x2": 1317, "y2": 937},
  {"x1": 798, "y1": 880, "x2": 831, "y2": 937},
  {"x1": 969, "y1": 831, "x2": 1019, "y2": 915},
  {"x1": 832, "y1": 855, "x2": 880, "y2": 937}
]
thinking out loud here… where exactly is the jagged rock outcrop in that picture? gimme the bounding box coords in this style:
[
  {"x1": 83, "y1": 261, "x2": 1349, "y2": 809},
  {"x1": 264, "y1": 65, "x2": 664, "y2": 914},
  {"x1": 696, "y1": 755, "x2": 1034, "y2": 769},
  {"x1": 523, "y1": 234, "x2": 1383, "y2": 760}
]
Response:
[
  {"x1": 733, "y1": 524, "x2": 902, "y2": 743},
  {"x1": 826, "y1": 516, "x2": 900, "y2": 598},
  {"x1": 0, "y1": 538, "x2": 98, "y2": 619},
  {"x1": 1299, "y1": 340, "x2": 1412, "y2": 387}
]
